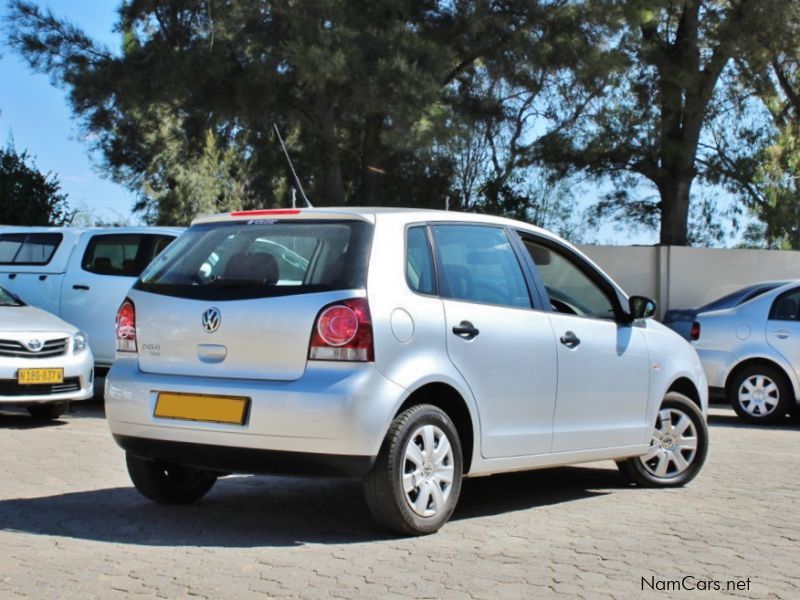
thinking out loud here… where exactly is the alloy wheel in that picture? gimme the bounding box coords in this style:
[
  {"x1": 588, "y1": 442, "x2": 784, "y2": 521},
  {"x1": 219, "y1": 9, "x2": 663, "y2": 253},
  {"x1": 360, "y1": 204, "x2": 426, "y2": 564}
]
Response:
[
  {"x1": 639, "y1": 408, "x2": 699, "y2": 479},
  {"x1": 402, "y1": 424, "x2": 455, "y2": 517}
]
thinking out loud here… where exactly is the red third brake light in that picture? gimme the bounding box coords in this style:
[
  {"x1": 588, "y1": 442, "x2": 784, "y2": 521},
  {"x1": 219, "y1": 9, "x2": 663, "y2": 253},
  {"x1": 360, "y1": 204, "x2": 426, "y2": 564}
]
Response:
[
  {"x1": 116, "y1": 298, "x2": 137, "y2": 353},
  {"x1": 309, "y1": 298, "x2": 374, "y2": 362},
  {"x1": 690, "y1": 321, "x2": 701, "y2": 341}
]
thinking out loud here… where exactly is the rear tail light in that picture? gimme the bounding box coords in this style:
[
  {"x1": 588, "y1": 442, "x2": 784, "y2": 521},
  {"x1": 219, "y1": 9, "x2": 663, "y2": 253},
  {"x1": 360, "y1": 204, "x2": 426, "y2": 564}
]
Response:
[
  {"x1": 116, "y1": 298, "x2": 137, "y2": 353},
  {"x1": 690, "y1": 321, "x2": 701, "y2": 341},
  {"x1": 309, "y1": 298, "x2": 373, "y2": 362}
]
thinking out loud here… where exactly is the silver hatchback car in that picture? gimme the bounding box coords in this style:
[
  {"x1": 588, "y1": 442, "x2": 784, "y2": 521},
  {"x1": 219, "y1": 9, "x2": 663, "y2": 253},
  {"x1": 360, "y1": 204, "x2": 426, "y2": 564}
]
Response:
[
  {"x1": 692, "y1": 280, "x2": 800, "y2": 423},
  {"x1": 106, "y1": 208, "x2": 708, "y2": 534}
]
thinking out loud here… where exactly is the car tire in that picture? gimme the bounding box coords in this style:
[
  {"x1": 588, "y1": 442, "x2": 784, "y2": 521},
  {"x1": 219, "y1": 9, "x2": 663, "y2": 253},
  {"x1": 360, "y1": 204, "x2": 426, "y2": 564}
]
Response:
[
  {"x1": 126, "y1": 453, "x2": 218, "y2": 504},
  {"x1": 729, "y1": 365, "x2": 792, "y2": 424},
  {"x1": 617, "y1": 392, "x2": 708, "y2": 488},
  {"x1": 364, "y1": 404, "x2": 463, "y2": 536},
  {"x1": 27, "y1": 402, "x2": 69, "y2": 420}
]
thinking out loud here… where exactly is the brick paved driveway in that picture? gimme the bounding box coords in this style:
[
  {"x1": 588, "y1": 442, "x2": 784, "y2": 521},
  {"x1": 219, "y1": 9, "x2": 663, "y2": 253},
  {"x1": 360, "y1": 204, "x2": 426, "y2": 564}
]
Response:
[{"x1": 1, "y1": 400, "x2": 798, "y2": 599}]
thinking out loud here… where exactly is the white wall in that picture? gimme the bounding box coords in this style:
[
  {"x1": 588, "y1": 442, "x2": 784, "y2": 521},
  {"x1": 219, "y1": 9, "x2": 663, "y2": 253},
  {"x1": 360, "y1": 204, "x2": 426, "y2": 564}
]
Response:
[{"x1": 578, "y1": 245, "x2": 800, "y2": 315}]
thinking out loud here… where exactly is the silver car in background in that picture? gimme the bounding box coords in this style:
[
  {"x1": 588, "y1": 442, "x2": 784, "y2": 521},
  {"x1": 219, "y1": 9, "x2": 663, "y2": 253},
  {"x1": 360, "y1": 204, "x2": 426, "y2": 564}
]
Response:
[
  {"x1": 693, "y1": 280, "x2": 800, "y2": 423},
  {"x1": 0, "y1": 285, "x2": 94, "y2": 419},
  {"x1": 106, "y1": 207, "x2": 708, "y2": 535}
]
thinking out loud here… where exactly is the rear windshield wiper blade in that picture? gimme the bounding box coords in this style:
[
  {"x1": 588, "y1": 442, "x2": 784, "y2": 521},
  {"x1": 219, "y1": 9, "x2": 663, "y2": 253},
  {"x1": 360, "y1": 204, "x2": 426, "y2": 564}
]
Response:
[{"x1": 210, "y1": 277, "x2": 272, "y2": 289}]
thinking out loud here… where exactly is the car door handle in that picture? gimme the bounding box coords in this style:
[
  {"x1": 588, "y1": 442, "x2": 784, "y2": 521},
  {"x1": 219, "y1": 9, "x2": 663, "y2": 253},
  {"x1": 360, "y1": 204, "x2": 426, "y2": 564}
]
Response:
[
  {"x1": 560, "y1": 331, "x2": 581, "y2": 348},
  {"x1": 452, "y1": 321, "x2": 480, "y2": 340},
  {"x1": 72, "y1": 285, "x2": 90, "y2": 291},
  {"x1": 775, "y1": 329, "x2": 790, "y2": 339}
]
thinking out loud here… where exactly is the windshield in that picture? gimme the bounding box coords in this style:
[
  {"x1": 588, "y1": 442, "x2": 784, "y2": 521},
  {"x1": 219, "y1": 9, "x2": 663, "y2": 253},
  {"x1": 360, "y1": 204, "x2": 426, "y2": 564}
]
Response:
[
  {"x1": 0, "y1": 286, "x2": 24, "y2": 307},
  {"x1": 700, "y1": 283, "x2": 785, "y2": 312},
  {"x1": 136, "y1": 219, "x2": 373, "y2": 300}
]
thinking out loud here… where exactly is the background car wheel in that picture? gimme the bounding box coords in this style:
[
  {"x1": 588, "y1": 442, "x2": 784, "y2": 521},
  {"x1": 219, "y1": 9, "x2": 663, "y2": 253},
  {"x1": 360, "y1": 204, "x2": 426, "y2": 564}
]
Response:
[
  {"x1": 26, "y1": 402, "x2": 69, "y2": 420},
  {"x1": 364, "y1": 404, "x2": 463, "y2": 536},
  {"x1": 729, "y1": 365, "x2": 792, "y2": 424},
  {"x1": 617, "y1": 392, "x2": 708, "y2": 487},
  {"x1": 126, "y1": 453, "x2": 218, "y2": 504}
]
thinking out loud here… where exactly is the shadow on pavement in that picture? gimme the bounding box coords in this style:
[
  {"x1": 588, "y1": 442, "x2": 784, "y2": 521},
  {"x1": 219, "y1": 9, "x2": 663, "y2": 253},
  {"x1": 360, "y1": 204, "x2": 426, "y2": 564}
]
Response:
[
  {"x1": 0, "y1": 466, "x2": 621, "y2": 547},
  {"x1": 0, "y1": 411, "x2": 67, "y2": 430},
  {"x1": 707, "y1": 411, "x2": 800, "y2": 431}
]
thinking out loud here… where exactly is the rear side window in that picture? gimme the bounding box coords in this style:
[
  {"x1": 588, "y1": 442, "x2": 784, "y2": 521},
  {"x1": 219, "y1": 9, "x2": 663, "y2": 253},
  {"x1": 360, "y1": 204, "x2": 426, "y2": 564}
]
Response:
[
  {"x1": 769, "y1": 289, "x2": 800, "y2": 321},
  {"x1": 431, "y1": 225, "x2": 531, "y2": 308},
  {"x1": 406, "y1": 227, "x2": 436, "y2": 295},
  {"x1": 136, "y1": 220, "x2": 373, "y2": 300},
  {"x1": 82, "y1": 234, "x2": 176, "y2": 277},
  {"x1": 0, "y1": 233, "x2": 63, "y2": 265}
]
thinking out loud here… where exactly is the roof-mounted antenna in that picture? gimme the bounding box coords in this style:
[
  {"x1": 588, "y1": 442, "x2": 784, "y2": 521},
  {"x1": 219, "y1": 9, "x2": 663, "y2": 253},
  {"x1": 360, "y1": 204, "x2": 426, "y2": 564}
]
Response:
[{"x1": 274, "y1": 123, "x2": 313, "y2": 208}]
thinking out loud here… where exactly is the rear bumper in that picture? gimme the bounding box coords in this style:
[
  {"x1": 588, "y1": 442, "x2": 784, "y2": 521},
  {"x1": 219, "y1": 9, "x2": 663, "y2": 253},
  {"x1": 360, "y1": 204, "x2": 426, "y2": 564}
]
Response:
[
  {"x1": 114, "y1": 434, "x2": 374, "y2": 477},
  {"x1": 105, "y1": 357, "x2": 406, "y2": 462}
]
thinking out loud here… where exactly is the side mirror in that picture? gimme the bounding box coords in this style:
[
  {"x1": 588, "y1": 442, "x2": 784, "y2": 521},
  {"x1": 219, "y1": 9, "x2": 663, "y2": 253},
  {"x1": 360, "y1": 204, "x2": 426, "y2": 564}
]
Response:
[{"x1": 629, "y1": 295, "x2": 657, "y2": 320}]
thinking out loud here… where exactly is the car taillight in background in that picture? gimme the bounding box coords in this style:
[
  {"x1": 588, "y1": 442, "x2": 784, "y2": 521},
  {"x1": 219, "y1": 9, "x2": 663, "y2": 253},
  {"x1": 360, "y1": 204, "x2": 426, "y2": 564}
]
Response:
[
  {"x1": 116, "y1": 299, "x2": 137, "y2": 353},
  {"x1": 690, "y1": 321, "x2": 701, "y2": 341},
  {"x1": 309, "y1": 298, "x2": 374, "y2": 362}
]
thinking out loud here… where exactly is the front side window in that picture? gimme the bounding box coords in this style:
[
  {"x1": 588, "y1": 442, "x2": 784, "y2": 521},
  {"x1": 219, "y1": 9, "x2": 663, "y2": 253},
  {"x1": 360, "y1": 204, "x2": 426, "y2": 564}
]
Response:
[
  {"x1": 769, "y1": 289, "x2": 800, "y2": 321},
  {"x1": 137, "y1": 220, "x2": 372, "y2": 300},
  {"x1": 82, "y1": 234, "x2": 175, "y2": 277},
  {"x1": 525, "y1": 240, "x2": 616, "y2": 320},
  {"x1": 0, "y1": 233, "x2": 62, "y2": 266},
  {"x1": 431, "y1": 225, "x2": 531, "y2": 309}
]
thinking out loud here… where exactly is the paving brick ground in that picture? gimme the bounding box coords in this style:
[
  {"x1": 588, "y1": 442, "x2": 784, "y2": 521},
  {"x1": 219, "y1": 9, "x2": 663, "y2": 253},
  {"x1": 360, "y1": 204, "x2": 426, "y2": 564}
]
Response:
[{"x1": 1, "y1": 400, "x2": 798, "y2": 599}]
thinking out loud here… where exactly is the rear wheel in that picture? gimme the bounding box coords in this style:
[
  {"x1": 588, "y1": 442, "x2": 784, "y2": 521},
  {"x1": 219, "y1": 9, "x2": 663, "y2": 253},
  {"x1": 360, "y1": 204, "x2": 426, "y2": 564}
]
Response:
[
  {"x1": 364, "y1": 404, "x2": 463, "y2": 535},
  {"x1": 617, "y1": 392, "x2": 708, "y2": 487},
  {"x1": 729, "y1": 365, "x2": 792, "y2": 424},
  {"x1": 126, "y1": 453, "x2": 218, "y2": 504},
  {"x1": 27, "y1": 402, "x2": 69, "y2": 420}
]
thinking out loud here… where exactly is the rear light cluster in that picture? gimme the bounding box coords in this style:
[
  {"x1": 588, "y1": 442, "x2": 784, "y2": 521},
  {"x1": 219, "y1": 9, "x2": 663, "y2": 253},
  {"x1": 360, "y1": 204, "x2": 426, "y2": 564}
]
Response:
[
  {"x1": 116, "y1": 299, "x2": 137, "y2": 353},
  {"x1": 690, "y1": 321, "x2": 701, "y2": 341},
  {"x1": 309, "y1": 298, "x2": 374, "y2": 362}
]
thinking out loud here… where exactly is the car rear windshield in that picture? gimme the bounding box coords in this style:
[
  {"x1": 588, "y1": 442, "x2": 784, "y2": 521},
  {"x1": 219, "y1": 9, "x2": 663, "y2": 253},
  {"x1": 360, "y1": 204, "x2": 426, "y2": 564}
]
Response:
[
  {"x1": 0, "y1": 233, "x2": 63, "y2": 266},
  {"x1": 135, "y1": 219, "x2": 373, "y2": 300}
]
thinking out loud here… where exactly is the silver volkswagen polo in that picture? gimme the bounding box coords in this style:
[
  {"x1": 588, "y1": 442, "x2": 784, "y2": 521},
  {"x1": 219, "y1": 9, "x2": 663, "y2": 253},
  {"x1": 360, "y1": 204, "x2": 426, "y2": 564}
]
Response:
[{"x1": 105, "y1": 208, "x2": 708, "y2": 535}]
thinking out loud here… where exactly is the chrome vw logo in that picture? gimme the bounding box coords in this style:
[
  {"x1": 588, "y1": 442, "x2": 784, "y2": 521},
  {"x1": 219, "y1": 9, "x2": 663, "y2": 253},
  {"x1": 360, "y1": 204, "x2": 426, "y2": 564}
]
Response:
[
  {"x1": 25, "y1": 339, "x2": 43, "y2": 352},
  {"x1": 201, "y1": 307, "x2": 221, "y2": 333}
]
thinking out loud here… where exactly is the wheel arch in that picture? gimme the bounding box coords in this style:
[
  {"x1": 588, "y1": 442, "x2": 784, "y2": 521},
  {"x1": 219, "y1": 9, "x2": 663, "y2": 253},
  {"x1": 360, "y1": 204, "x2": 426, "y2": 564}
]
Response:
[
  {"x1": 394, "y1": 382, "x2": 476, "y2": 474},
  {"x1": 724, "y1": 357, "x2": 797, "y2": 403},
  {"x1": 666, "y1": 377, "x2": 702, "y2": 410}
]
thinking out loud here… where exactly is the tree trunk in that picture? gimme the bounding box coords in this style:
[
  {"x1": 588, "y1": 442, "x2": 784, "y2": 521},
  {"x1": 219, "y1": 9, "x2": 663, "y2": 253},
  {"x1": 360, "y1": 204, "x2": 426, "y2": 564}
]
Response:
[
  {"x1": 658, "y1": 175, "x2": 693, "y2": 245},
  {"x1": 359, "y1": 114, "x2": 385, "y2": 205}
]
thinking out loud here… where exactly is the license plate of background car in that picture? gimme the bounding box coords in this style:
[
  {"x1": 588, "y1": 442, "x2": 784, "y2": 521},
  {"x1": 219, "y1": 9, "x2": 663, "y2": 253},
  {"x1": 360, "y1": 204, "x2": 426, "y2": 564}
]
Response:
[
  {"x1": 17, "y1": 368, "x2": 64, "y2": 385},
  {"x1": 154, "y1": 392, "x2": 249, "y2": 425}
]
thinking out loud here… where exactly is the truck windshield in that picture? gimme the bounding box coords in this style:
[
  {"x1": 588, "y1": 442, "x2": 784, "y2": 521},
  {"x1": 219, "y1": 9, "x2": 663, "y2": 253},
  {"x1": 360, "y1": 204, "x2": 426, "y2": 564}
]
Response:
[
  {"x1": 135, "y1": 220, "x2": 373, "y2": 300},
  {"x1": 0, "y1": 286, "x2": 24, "y2": 306}
]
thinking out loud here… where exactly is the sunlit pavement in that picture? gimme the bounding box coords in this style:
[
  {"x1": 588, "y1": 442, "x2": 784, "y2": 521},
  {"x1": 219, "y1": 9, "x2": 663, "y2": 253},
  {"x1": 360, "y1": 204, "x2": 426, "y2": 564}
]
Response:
[{"x1": 1, "y1": 400, "x2": 798, "y2": 599}]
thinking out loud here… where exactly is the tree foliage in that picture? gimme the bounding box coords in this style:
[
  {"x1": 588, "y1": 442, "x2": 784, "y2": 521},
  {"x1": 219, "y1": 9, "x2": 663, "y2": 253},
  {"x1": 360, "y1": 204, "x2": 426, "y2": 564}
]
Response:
[{"x1": 0, "y1": 142, "x2": 73, "y2": 226}]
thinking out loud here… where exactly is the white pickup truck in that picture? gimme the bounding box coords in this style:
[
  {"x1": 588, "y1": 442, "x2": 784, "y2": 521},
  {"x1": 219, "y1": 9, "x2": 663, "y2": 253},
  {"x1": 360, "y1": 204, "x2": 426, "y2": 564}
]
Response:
[{"x1": 0, "y1": 227, "x2": 181, "y2": 370}]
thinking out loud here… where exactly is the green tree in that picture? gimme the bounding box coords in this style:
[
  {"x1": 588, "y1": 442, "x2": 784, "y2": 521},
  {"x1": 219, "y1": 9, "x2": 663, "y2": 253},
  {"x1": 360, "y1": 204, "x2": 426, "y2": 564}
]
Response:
[
  {"x1": 6, "y1": 0, "x2": 599, "y2": 227},
  {"x1": 536, "y1": 0, "x2": 794, "y2": 246},
  {"x1": 0, "y1": 142, "x2": 73, "y2": 226}
]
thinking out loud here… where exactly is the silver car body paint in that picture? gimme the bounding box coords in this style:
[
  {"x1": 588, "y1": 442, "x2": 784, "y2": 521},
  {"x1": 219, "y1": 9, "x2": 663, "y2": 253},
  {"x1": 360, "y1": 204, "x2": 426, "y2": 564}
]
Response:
[{"x1": 106, "y1": 208, "x2": 707, "y2": 478}]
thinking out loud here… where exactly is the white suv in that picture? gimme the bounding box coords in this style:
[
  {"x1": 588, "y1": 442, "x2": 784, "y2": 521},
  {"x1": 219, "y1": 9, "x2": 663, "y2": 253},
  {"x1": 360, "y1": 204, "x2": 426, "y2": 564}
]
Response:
[{"x1": 105, "y1": 208, "x2": 708, "y2": 535}]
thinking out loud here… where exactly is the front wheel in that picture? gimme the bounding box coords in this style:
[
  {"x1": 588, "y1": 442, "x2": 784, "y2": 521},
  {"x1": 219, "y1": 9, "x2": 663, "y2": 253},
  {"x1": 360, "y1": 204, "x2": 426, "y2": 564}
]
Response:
[
  {"x1": 617, "y1": 392, "x2": 708, "y2": 487},
  {"x1": 126, "y1": 454, "x2": 218, "y2": 504},
  {"x1": 364, "y1": 404, "x2": 463, "y2": 535}
]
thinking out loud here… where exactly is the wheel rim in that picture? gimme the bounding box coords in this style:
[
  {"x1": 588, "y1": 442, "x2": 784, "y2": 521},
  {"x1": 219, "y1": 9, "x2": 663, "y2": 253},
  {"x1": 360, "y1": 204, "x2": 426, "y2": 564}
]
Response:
[
  {"x1": 402, "y1": 424, "x2": 455, "y2": 518},
  {"x1": 738, "y1": 374, "x2": 780, "y2": 417},
  {"x1": 640, "y1": 408, "x2": 698, "y2": 479}
]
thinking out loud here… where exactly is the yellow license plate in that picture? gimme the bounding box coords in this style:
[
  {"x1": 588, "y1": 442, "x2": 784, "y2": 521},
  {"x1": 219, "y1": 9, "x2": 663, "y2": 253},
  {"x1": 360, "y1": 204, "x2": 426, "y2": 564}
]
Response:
[
  {"x1": 18, "y1": 368, "x2": 64, "y2": 385},
  {"x1": 154, "y1": 392, "x2": 249, "y2": 425}
]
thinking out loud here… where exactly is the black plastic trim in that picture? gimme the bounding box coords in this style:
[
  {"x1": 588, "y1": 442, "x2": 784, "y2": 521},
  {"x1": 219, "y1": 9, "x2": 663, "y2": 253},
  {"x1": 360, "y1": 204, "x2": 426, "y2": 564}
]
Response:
[{"x1": 113, "y1": 435, "x2": 375, "y2": 478}]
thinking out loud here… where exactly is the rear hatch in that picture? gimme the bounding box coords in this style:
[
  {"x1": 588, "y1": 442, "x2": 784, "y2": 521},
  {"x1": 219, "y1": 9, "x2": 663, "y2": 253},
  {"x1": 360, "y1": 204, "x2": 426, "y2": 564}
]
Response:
[{"x1": 131, "y1": 217, "x2": 373, "y2": 381}]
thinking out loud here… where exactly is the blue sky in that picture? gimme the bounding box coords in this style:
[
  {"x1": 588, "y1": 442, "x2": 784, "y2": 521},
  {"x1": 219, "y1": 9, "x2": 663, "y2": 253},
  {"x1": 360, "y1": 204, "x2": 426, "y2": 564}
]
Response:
[{"x1": 0, "y1": 1, "x2": 138, "y2": 224}]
